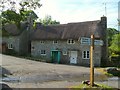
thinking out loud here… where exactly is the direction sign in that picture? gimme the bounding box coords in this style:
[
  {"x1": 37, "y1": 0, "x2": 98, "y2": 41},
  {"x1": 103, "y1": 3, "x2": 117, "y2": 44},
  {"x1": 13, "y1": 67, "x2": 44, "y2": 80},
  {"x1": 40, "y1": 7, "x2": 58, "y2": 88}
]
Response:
[{"x1": 80, "y1": 37, "x2": 103, "y2": 46}]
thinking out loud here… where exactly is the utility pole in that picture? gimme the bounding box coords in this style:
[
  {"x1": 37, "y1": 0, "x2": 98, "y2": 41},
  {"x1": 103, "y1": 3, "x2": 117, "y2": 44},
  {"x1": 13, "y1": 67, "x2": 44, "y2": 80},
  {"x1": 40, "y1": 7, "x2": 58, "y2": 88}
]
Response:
[
  {"x1": 103, "y1": 3, "x2": 107, "y2": 16},
  {"x1": 90, "y1": 34, "x2": 94, "y2": 87}
]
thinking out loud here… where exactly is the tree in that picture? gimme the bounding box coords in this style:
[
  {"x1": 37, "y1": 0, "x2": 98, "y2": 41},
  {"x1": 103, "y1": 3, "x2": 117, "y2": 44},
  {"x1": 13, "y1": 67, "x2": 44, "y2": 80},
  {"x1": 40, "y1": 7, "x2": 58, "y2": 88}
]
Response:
[
  {"x1": 109, "y1": 33, "x2": 120, "y2": 54},
  {"x1": 20, "y1": 10, "x2": 38, "y2": 21},
  {"x1": 1, "y1": 10, "x2": 22, "y2": 27},
  {"x1": 107, "y1": 28, "x2": 119, "y2": 46},
  {"x1": 1, "y1": 0, "x2": 41, "y2": 27},
  {"x1": 0, "y1": 0, "x2": 16, "y2": 12},
  {"x1": 19, "y1": 0, "x2": 42, "y2": 10},
  {"x1": 0, "y1": 0, "x2": 42, "y2": 12},
  {"x1": 39, "y1": 15, "x2": 60, "y2": 25},
  {"x1": 1, "y1": 9, "x2": 38, "y2": 28}
]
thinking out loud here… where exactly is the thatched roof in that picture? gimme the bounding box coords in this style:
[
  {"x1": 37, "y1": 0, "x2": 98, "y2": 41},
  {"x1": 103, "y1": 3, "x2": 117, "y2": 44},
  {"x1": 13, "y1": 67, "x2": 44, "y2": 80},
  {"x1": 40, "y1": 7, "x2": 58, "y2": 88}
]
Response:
[
  {"x1": 4, "y1": 22, "x2": 27, "y2": 36},
  {"x1": 32, "y1": 20, "x2": 104, "y2": 40}
]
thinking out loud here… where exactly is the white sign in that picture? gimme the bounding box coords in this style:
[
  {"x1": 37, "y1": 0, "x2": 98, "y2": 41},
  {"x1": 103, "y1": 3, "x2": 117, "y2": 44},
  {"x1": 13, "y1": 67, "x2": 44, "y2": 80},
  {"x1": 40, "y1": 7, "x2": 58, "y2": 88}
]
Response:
[
  {"x1": 94, "y1": 40, "x2": 103, "y2": 46},
  {"x1": 80, "y1": 37, "x2": 103, "y2": 46}
]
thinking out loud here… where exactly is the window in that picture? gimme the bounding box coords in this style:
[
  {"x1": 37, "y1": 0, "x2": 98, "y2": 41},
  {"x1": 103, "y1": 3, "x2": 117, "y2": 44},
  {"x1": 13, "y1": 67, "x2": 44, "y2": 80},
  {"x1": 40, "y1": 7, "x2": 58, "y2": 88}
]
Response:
[
  {"x1": 67, "y1": 39, "x2": 75, "y2": 44},
  {"x1": 82, "y1": 51, "x2": 90, "y2": 59},
  {"x1": 31, "y1": 46, "x2": 35, "y2": 50},
  {"x1": 8, "y1": 44, "x2": 13, "y2": 49},
  {"x1": 63, "y1": 51, "x2": 67, "y2": 55},
  {"x1": 53, "y1": 40, "x2": 58, "y2": 44},
  {"x1": 40, "y1": 50, "x2": 46, "y2": 55},
  {"x1": 40, "y1": 41, "x2": 44, "y2": 44}
]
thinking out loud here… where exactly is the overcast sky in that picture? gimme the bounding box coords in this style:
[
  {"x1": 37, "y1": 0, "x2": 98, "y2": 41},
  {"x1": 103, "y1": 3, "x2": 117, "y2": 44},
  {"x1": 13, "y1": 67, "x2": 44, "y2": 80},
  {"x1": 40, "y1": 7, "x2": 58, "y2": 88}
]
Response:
[{"x1": 35, "y1": 0, "x2": 119, "y2": 30}]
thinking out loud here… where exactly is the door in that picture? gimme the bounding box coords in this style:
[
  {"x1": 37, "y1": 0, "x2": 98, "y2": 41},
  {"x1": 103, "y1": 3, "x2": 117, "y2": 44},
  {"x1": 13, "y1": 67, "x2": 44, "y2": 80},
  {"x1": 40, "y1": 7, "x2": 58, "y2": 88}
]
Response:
[
  {"x1": 51, "y1": 51, "x2": 60, "y2": 63},
  {"x1": 70, "y1": 51, "x2": 77, "y2": 64}
]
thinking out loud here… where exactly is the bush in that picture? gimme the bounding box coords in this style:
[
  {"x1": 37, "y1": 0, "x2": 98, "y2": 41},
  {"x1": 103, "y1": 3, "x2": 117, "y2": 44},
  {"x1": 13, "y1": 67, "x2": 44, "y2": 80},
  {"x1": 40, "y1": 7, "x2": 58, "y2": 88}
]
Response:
[
  {"x1": 6, "y1": 49, "x2": 19, "y2": 56},
  {"x1": 105, "y1": 67, "x2": 120, "y2": 77}
]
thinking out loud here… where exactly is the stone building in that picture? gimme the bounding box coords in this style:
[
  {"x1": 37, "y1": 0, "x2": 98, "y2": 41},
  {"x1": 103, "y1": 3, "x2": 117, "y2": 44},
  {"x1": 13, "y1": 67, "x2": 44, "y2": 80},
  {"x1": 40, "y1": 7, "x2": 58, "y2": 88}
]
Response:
[
  {"x1": 1, "y1": 16, "x2": 107, "y2": 66},
  {"x1": 1, "y1": 22, "x2": 31, "y2": 55},
  {"x1": 31, "y1": 16, "x2": 108, "y2": 66}
]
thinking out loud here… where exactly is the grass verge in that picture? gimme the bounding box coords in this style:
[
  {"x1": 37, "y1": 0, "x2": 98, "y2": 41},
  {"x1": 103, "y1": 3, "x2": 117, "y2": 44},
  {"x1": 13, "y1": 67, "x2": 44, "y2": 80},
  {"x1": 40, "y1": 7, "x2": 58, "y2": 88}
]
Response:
[{"x1": 69, "y1": 83, "x2": 117, "y2": 90}]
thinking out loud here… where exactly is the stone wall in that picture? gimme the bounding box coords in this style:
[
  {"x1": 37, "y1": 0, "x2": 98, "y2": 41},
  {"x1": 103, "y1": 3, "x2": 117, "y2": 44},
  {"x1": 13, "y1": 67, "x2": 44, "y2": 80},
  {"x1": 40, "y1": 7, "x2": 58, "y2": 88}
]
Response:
[
  {"x1": 19, "y1": 30, "x2": 30, "y2": 55},
  {"x1": 31, "y1": 40, "x2": 102, "y2": 66},
  {"x1": 2, "y1": 36, "x2": 20, "y2": 53}
]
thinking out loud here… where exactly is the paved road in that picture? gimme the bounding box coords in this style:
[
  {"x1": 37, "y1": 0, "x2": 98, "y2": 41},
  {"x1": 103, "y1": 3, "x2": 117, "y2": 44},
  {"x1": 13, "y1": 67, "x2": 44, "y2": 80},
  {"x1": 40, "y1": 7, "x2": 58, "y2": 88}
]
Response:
[{"x1": 1, "y1": 54, "x2": 119, "y2": 88}]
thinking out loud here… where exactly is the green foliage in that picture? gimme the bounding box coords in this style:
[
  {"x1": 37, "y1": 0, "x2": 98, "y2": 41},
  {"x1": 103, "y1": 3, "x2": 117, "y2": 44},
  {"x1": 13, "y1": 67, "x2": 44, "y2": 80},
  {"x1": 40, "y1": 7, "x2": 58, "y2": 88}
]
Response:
[
  {"x1": 109, "y1": 34, "x2": 120, "y2": 54},
  {"x1": 107, "y1": 28, "x2": 119, "y2": 46},
  {"x1": 1, "y1": 10, "x2": 22, "y2": 27},
  {"x1": 20, "y1": 9, "x2": 38, "y2": 21},
  {"x1": 19, "y1": 0, "x2": 42, "y2": 10},
  {"x1": 70, "y1": 83, "x2": 113, "y2": 90},
  {"x1": 39, "y1": 15, "x2": 60, "y2": 25},
  {"x1": 1, "y1": 0, "x2": 41, "y2": 28},
  {"x1": 0, "y1": 0, "x2": 42, "y2": 12},
  {"x1": 1, "y1": 9, "x2": 38, "y2": 30}
]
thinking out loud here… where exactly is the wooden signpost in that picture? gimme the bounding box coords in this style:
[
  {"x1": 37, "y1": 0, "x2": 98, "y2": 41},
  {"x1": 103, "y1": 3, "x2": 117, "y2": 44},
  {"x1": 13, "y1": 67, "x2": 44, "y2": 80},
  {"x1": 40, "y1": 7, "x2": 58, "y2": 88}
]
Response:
[
  {"x1": 80, "y1": 35, "x2": 103, "y2": 87},
  {"x1": 90, "y1": 34, "x2": 94, "y2": 87}
]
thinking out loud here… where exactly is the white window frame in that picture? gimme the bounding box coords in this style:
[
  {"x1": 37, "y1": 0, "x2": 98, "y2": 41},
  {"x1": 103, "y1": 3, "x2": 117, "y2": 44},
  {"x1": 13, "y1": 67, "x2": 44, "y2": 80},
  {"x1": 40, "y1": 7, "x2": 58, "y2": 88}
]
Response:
[
  {"x1": 63, "y1": 51, "x2": 67, "y2": 55},
  {"x1": 40, "y1": 50, "x2": 46, "y2": 55},
  {"x1": 67, "y1": 39, "x2": 75, "y2": 44},
  {"x1": 53, "y1": 40, "x2": 58, "y2": 44},
  {"x1": 8, "y1": 44, "x2": 13, "y2": 49},
  {"x1": 82, "y1": 51, "x2": 90, "y2": 59},
  {"x1": 40, "y1": 41, "x2": 44, "y2": 44}
]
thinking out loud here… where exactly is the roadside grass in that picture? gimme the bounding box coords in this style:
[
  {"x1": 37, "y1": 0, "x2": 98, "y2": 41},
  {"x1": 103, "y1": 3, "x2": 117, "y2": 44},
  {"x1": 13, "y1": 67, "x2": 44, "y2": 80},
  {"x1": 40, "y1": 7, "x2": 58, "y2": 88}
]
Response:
[
  {"x1": 95, "y1": 68, "x2": 115, "y2": 77},
  {"x1": 69, "y1": 83, "x2": 115, "y2": 90}
]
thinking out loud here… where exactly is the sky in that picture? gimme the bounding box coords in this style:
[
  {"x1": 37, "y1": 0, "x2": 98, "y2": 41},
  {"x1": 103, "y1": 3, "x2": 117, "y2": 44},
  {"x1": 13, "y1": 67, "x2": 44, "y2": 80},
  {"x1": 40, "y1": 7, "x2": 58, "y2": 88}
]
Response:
[{"x1": 35, "y1": 0, "x2": 120, "y2": 30}]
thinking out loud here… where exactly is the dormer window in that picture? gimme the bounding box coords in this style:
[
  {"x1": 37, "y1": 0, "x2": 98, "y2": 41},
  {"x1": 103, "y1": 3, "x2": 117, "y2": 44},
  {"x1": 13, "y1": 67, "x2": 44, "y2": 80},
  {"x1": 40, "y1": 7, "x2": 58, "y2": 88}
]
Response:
[
  {"x1": 67, "y1": 39, "x2": 75, "y2": 44},
  {"x1": 40, "y1": 41, "x2": 44, "y2": 44},
  {"x1": 53, "y1": 40, "x2": 58, "y2": 44}
]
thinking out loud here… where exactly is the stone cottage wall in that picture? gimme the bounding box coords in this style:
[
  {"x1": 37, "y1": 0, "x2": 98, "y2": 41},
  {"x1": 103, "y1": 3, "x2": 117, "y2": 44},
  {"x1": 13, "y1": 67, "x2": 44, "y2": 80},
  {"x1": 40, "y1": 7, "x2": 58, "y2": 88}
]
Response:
[
  {"x1": 2, "y1": 36, "x2": 20, "y2": 53},
  {"x1": 31, "y1": 40, "x2": 102, "y2": 66},
  {"x1": 19, "y1": 30, "x2": 30, "y2": 55}
]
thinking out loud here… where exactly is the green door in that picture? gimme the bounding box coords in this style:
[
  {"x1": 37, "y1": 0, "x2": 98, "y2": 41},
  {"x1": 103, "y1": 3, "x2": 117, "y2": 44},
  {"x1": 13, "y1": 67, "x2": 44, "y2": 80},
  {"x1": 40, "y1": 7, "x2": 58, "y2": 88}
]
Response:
[{"x1": 51, "y1": 51, "x2": 60, "y2": 63}]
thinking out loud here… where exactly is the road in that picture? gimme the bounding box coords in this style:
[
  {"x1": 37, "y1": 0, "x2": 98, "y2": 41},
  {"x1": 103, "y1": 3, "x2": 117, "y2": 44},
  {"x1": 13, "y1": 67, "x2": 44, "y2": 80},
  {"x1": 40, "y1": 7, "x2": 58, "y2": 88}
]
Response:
[{"x1": 1, "y1": 54, "x2": 119, "y2": 88}]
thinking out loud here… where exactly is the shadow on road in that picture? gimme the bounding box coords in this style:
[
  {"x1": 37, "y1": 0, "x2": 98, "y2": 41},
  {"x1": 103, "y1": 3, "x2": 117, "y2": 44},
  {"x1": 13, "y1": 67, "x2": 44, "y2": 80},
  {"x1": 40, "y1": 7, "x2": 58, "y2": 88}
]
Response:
[{"x1": 0, "y1": 66, "x2": 12, "y2": 76}]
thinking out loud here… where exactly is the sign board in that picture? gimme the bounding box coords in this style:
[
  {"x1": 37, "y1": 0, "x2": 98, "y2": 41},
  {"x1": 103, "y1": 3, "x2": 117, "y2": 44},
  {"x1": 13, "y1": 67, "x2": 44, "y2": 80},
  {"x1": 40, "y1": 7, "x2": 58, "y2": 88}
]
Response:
[{"x1": 80, "y1": 37, "x2": 103, "y2": 46}]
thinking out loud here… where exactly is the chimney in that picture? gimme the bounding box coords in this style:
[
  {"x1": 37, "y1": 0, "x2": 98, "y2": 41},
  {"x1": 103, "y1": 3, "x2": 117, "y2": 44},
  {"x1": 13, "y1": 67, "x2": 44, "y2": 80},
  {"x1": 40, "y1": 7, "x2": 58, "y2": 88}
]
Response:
[
  {"x1": 35, "y1": 22, "x2": 42, "y2": 29},
  {"x1": 100, "y1": 16, "x2": 108, "y2": 66},
  {"x1": 101, "y1": 16, "x2": 107, "y2": 28}
]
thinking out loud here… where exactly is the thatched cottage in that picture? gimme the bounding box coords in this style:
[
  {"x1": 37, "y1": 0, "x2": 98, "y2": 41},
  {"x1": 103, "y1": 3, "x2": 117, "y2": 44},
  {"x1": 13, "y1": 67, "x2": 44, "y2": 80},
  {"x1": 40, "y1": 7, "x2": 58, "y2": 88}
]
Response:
[
  {"x1": 1, "y1": 22, "x2": 31, "y2": 55},
  {"x1": 31, "y1": 16, "x2": 108, "y2": 66}
]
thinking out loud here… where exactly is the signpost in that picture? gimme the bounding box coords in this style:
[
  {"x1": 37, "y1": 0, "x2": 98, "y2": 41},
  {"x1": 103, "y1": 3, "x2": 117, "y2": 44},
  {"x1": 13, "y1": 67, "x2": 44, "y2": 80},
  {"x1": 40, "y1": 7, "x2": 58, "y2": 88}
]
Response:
[
  {"x1": 80, "y1": 37, "x2": 103, "y2": 46},
  {"x1": 90, "y1": 35, "x2": 94, "y2": 87},
  {"x1": 80, "y1": 36, "x2": 103, "y2": 87}
]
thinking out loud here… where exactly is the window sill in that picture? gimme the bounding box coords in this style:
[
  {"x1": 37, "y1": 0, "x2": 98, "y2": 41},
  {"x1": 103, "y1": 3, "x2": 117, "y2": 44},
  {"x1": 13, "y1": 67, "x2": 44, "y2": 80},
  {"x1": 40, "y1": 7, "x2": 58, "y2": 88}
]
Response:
[{"x1": 41, "y1": 54, "x2": 46, "y2": 56}]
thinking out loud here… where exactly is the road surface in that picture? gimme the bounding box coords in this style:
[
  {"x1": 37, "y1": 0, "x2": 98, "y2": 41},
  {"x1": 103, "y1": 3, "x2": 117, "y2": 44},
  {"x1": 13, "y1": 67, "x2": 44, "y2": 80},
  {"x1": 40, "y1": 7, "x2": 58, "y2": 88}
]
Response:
[{"x1": 1, "y1": 54, "x2": 119, "y2": 88}]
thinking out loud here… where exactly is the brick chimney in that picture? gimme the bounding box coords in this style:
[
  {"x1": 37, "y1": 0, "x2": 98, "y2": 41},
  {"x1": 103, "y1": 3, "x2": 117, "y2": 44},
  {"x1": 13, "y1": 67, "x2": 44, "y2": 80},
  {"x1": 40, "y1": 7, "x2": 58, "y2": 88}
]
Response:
[{"x1": 100, "y1": 16, "x2": 108, "y2": 66}]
